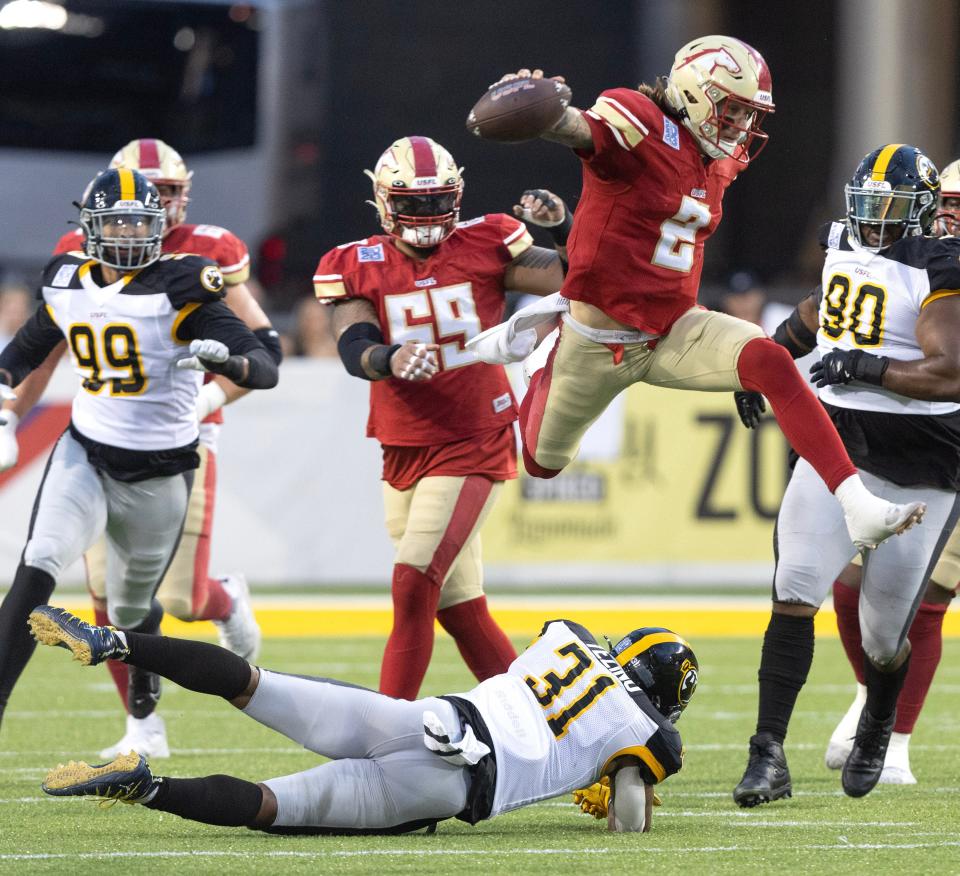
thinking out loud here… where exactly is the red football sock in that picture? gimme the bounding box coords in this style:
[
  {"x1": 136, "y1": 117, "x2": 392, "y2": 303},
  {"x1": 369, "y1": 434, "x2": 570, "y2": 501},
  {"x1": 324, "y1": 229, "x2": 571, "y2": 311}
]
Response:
[
  {"x1": 437, "y1": 595, "x2": 517, "y2": 682},
  {"x1": 738, "y1": 338, "x2": 857, "y2": 491},
  {"x1": 192, "y1": 577, "x2": 233, "y2": 622},
  {"x1": 894, "y1": 600, "x2": 948, "y2": 733},
  {"x1": 93, "y1": 601, "x2": 130, "y2": 710},
  {"x1": 832, "y1": 580, "x2": 866, "y2": 684},
  {"x1": 378, "y1": 564, "x2": 442, "y2": 699}
]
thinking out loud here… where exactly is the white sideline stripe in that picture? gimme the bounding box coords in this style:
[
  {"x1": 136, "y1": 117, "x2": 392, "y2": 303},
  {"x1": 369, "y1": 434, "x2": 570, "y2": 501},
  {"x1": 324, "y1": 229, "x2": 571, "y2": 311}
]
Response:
[{"x1": 4, "y1": 842, "x2": 960, "y2": 860}]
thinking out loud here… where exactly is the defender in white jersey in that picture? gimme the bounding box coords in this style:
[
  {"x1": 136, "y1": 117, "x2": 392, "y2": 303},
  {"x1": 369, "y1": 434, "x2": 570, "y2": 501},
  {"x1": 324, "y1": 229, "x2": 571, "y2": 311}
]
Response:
[
  {"x1": 31, "y1": 609, "x2": 695, "y2": 835},
  {"x1": 733, "y1": 145, "x2": 960, "y2": 806},
  {"x1": 0, "y1": 169, "x2": 279, "y2": 740}
]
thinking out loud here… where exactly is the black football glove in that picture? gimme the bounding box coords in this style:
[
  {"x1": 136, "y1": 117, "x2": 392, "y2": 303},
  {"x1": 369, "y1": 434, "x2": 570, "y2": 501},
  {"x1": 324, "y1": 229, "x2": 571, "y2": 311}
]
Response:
[
  {"x1": 810, "y1": 349, "x2": 889, "y2": 388},
  {"x1": 734, "y1": 391, "x2": 766, "y2": 428}
]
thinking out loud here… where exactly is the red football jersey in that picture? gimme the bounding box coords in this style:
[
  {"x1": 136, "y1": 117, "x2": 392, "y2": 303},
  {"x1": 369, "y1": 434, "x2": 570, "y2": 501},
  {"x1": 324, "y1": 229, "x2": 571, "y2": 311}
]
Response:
[
  {"x1": 563, "y1": 88, "x2": 741, "y2": 336},
  {"x1": 313, "y1": 213, "x2": 534, "y2": 448},
  {"x1": 52, "y1": 222, "x2": 251, "y2": 285}
]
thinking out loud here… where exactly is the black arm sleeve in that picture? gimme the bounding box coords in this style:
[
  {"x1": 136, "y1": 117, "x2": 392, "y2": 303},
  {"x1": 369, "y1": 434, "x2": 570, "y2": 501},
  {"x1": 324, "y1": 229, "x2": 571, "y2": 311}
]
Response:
[
  {"x1": 0, "y1": 304, "x2": 64, "y2": 385},
  {"x1": 178, "y1": 301, "x2": 279, "y2": 389}
]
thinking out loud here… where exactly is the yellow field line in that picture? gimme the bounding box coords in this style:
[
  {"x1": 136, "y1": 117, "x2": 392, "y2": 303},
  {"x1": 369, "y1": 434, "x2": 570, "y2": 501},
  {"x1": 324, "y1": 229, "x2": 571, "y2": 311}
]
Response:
[{"x1": 52, "y1": 603, "x2": 960, "y2": 639}]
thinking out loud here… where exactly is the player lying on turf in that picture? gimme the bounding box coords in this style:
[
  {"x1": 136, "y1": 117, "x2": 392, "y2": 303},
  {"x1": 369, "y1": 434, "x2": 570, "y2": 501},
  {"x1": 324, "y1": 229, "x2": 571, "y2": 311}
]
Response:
[{"x1": 30, "y1": 606, "x2": 697, "y2": 834}]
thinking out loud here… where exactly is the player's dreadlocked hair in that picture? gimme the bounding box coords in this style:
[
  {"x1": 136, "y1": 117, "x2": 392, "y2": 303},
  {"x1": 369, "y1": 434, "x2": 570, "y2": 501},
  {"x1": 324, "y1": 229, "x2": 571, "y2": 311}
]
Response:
[{"x1": 637, "y1": 77, "x2": 679, "y2": 119}]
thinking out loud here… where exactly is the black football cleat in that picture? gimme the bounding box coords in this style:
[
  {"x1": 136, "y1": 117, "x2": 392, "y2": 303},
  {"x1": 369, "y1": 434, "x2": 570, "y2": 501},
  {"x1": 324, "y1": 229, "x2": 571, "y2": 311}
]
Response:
[
  {"x1": 841, "y1": 708, "x2": 896, "y2": 798},
  {"x1": 733, "y1": 732, "x2": 793, "y2": 808},
  {"x1": 28, "y1": 605, "x2": 129, "y2": 666},
  {"x1": 42, "y1": 751, "x2": 156, "y2": 805}
]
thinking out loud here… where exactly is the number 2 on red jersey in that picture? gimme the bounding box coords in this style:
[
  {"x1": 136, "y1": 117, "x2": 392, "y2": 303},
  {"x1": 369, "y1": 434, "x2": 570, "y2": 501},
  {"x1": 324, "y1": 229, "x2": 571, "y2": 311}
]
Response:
[{"x1": 384, "y1": 282, "x2": 481, "y2": 369}]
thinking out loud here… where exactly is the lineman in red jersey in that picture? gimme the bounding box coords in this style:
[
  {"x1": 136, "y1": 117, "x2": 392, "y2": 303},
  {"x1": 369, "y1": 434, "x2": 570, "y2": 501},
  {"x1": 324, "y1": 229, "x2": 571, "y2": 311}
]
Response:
[
  {"x1": 472, "y1": 36, "x2": 925, "y2": 551},
  {"x1": 1, "y1": 139, "x2": 280, "y2": 758},
  {"x1": 314, "y1": 136, "x2": 568, "y2": 699}
]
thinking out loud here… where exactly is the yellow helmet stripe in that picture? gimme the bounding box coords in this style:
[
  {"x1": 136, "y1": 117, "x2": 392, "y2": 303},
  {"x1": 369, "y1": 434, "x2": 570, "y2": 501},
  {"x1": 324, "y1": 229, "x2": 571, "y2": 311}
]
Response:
[
  {"x1": 616, "y1": 631, "x2": 689, "y2": 666},
  {"x1": 118, "y1": 167, "x2": 136, "y2": 200},
  {"x1": 871, "y1": 144, "x2": 904, "y2": 180}
]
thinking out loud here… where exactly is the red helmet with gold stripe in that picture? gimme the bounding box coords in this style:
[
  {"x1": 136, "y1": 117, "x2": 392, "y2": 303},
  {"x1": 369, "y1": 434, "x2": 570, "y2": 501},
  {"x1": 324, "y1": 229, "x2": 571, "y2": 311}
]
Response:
[{"x1": 611, "y1": 627, "x2": 699, "y2": 723}]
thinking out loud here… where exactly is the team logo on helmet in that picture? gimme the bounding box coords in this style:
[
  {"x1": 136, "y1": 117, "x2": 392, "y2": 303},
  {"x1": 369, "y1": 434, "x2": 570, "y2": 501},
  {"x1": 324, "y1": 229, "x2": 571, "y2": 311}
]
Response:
[
  {"x1": 679, "y1": 46, "x2": 743, "y2": 78},
  {"x1": 917, "y1": 153, "x2": 939, "y2": 189},
  {"x1": 678, "y1": 658, "x2": 698, "y2": 705}
]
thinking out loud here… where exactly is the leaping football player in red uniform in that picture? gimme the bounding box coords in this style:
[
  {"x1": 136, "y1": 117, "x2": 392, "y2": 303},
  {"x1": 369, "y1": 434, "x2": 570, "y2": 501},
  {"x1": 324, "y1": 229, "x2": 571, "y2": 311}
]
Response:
[
  {"x1": 469, "y1": 35, "x2": 926, "y2": 552},
  {"x1": 0, "y1": 139, "x2": 281, "y2": 758},
  {"x1": 314, "y1": 136, "x2": 568, "y2": 699}
]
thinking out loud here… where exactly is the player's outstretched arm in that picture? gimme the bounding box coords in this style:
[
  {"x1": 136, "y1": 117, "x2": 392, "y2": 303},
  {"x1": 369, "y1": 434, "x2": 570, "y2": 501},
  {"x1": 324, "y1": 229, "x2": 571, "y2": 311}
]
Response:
[
  {"x1": 330, "y1": 298, "x2": 438, "y2": 382},
  {"x1": 494, "y1": 69, "x2": 592, "y2": 150},
  {"x1": 506, "y1": 188, "x2": 570, "y2": 295}
]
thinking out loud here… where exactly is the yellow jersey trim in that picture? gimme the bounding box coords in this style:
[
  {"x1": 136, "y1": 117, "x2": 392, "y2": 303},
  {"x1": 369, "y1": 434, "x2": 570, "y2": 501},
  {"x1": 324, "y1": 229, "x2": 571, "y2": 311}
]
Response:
[
  {"x1": 601, "y1": 745, "x2": 666, "y2": 783},
  {"x1": 171, "y1": 301, "x2": 202, "y2": 343},
  {"x1": 921, "y1": 289, "x2": 960, "y2": 309}
]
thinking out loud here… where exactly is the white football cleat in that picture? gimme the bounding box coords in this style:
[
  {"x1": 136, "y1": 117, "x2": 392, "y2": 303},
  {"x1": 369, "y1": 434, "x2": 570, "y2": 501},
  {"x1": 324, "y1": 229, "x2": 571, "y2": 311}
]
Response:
[
  {"x1": 99, "y1": 712, "x2": 170, "y2": 760},
  {"x1": 835, "y1": 475, "x2": 925, "y2": 550},
  {"x1": 213, "y1": 573, "x2": 261, "y2": 661},
  {"x1": 825, "y1": 683, "x2": 866, "y2": 769},
  {"x1": 879, "y1": 731, "x2": 917, "y2": 785},
  {"x1": 522, "y1": 327, "x2": 560, "y2": 387}
]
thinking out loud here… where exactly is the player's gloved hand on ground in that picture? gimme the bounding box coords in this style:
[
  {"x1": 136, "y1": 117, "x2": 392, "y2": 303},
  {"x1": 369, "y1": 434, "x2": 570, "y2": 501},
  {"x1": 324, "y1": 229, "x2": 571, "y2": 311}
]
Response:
[
  {"x1": 390, "y1": 342, "x2": 439, "y2": 382},
  {"x1": 573, "y1": 776, "x2": 610, "y2": 819},
  {"x1": 422, "y1": 709, "x2": 491, "y2": 766},
  {"x1": 177, "y1": 339, "x2": 249, "y2": 383},
  {"x1": 810, "y1": 349, "x2": 889, "y2": 388},
  {"x1": 734, "y1": 391, "x2": 766, "y2": 428}
]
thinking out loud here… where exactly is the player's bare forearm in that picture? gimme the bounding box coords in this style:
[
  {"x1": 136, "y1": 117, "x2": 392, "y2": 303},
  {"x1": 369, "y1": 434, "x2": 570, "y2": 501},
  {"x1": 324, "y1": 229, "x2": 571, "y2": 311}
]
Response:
[
  {"x1": 504, "y1": 246, "x2": 565, "y2": 295},
  {"x1": 6, "y1": 341, "x2": 65, "y2": 417},
  {"x1": 330, "y1": 298, "x2": 380, "y2": 339},
  {"x1": 541, "y1": 107, "x2": 593, "y2": 150},
  {"x1": 882, "y1": 297, "x2": 960, "y2": 401},
  {"x1": 212, "y1": 376, "x2": 251, "y2": 404},
  {"x1": 224, "y1": 282, "x2": 271, "y2": 331}
]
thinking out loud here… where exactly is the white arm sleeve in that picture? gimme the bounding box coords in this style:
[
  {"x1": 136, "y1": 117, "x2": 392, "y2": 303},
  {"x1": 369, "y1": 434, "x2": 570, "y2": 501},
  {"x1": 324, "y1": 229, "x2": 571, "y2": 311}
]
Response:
[{"x1": 607, "y1": 765, "x2": 648, "y2": 833}]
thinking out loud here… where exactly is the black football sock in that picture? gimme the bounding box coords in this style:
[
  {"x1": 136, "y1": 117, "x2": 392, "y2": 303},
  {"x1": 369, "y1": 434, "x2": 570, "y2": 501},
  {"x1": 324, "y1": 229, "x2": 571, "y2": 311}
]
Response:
[
  {"x1": 755, "y1": 612, "x2": 815, "y2": 743},
  {"x1": 0, "y1": 564, "x2": 56, "y2": 727},
  {"x1": 123, "y1": 599, "x2": 164, "y2": 719},
  {"x1": 122, "y1": 633, "x2": 251, "y2": 700},
  {"x1": 864, "y1": 652, "x2": 911, "y2": 720},
  {"x1": 145, "y1": 775, "x2": 263, "y2": 827}
]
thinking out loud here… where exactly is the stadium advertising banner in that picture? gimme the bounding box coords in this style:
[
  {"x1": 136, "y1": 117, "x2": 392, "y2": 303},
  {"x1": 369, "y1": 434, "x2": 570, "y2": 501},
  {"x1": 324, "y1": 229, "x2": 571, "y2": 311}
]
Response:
[
  {"x1": 483, "y1": 378, "x2": 789, "y2": 585},
  {"x1": 0, "y1": 361, "x2": 787, "y2": 587}
]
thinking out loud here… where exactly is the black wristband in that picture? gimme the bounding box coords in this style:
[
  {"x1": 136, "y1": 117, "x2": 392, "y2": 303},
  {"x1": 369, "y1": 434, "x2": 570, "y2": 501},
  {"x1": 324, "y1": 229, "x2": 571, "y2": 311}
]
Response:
[
  {"x1": 546, "y1": 208, "x2": 573, "y2": 246},
  {"x1": 854, "y1": 350, "x2": 889, "y2": 385},
  {"x1": 202, "y1": 354, "x2": 246, "y2": 383},
  {"x1": 253, "y1": 327, "x2": 283, "y2": 366},
  {"x1": 368, "y1": 343, "x2": 401, "y2": 377}
]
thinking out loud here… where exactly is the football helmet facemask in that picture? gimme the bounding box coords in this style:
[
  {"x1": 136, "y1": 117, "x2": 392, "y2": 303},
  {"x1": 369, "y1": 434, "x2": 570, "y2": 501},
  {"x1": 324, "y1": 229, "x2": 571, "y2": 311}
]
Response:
[
  {"x1": 79, "y1": 168, "x2": 165, "y2": 271},
  {"x1": 845, "y1": 144, "x2": 940, "y2": 252},
  {"x1": 365, "y1": 136, "x2": 464, "y2": 248},
  {"x1": 109, "y1": 139, "x2": 192, "y2": 228},
  {"x1": 935, "y1": 158, "x2": 960, "y2": 237},
  {"x1": 665, "y1": 35, "x2": 774, "y2": 165},
  {"x1": 611, "y1": 627, "x2": 699, "y2": 723}
]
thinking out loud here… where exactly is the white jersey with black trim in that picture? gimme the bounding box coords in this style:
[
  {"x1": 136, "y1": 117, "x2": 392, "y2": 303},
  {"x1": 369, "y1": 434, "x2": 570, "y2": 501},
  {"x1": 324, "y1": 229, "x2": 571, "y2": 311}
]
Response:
[
  {"x1": 817, "y1": 222, "x2": 960, "y2": 416},
  {"x1": 40, "y1": 253, "x2": 214, "y2": 450},
  {"x1": 456, "y1": 619, "x2": 682, "y2": 818}
]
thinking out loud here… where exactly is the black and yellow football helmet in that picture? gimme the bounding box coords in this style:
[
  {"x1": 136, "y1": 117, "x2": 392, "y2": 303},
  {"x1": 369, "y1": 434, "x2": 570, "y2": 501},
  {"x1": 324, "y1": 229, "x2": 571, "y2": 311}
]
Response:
[
  {"x1": 845, "y1": 144, "x2": 940, "y2": 252},
  {"x1": 79, "y1": 168, "x2": 165, "y2": 271},
  {"x1": 611, "y1": 627, "x2": 699, "y2": 723}
]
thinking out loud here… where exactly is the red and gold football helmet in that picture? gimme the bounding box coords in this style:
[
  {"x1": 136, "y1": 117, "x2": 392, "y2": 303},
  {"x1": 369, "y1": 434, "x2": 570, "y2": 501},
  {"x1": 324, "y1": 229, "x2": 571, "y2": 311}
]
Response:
[
  {"x1": 365, "y1": 136, "x2": 463, "y2": 247},
  {"x1": 109, "y1": 139, "x2": 193, "y2": 228},
  {"x1": 665, "y1": 35, "x2": 774, "y2": 165},
  {"x1": 935, "y1": 158, "x2": 960, "y2": 237}
]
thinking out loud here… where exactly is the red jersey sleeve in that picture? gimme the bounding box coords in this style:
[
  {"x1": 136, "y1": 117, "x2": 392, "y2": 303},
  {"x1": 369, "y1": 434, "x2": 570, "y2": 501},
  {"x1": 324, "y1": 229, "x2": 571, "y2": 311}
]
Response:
[
  {"x1": 488, "y1": 212, "x2": 535, "y2": 262},
  {"x1": 577, "y1": 88, "x2": 666, "y2": 181},
  {"x1": 166, "y1": 224, "x2": 250, "y2": 285},
  {"x1": 312, "y1": 242, "x2": 372, "y2": 304},
  {"x1": 52, "y1": 228, "x2": 84, "y2": 256}
]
